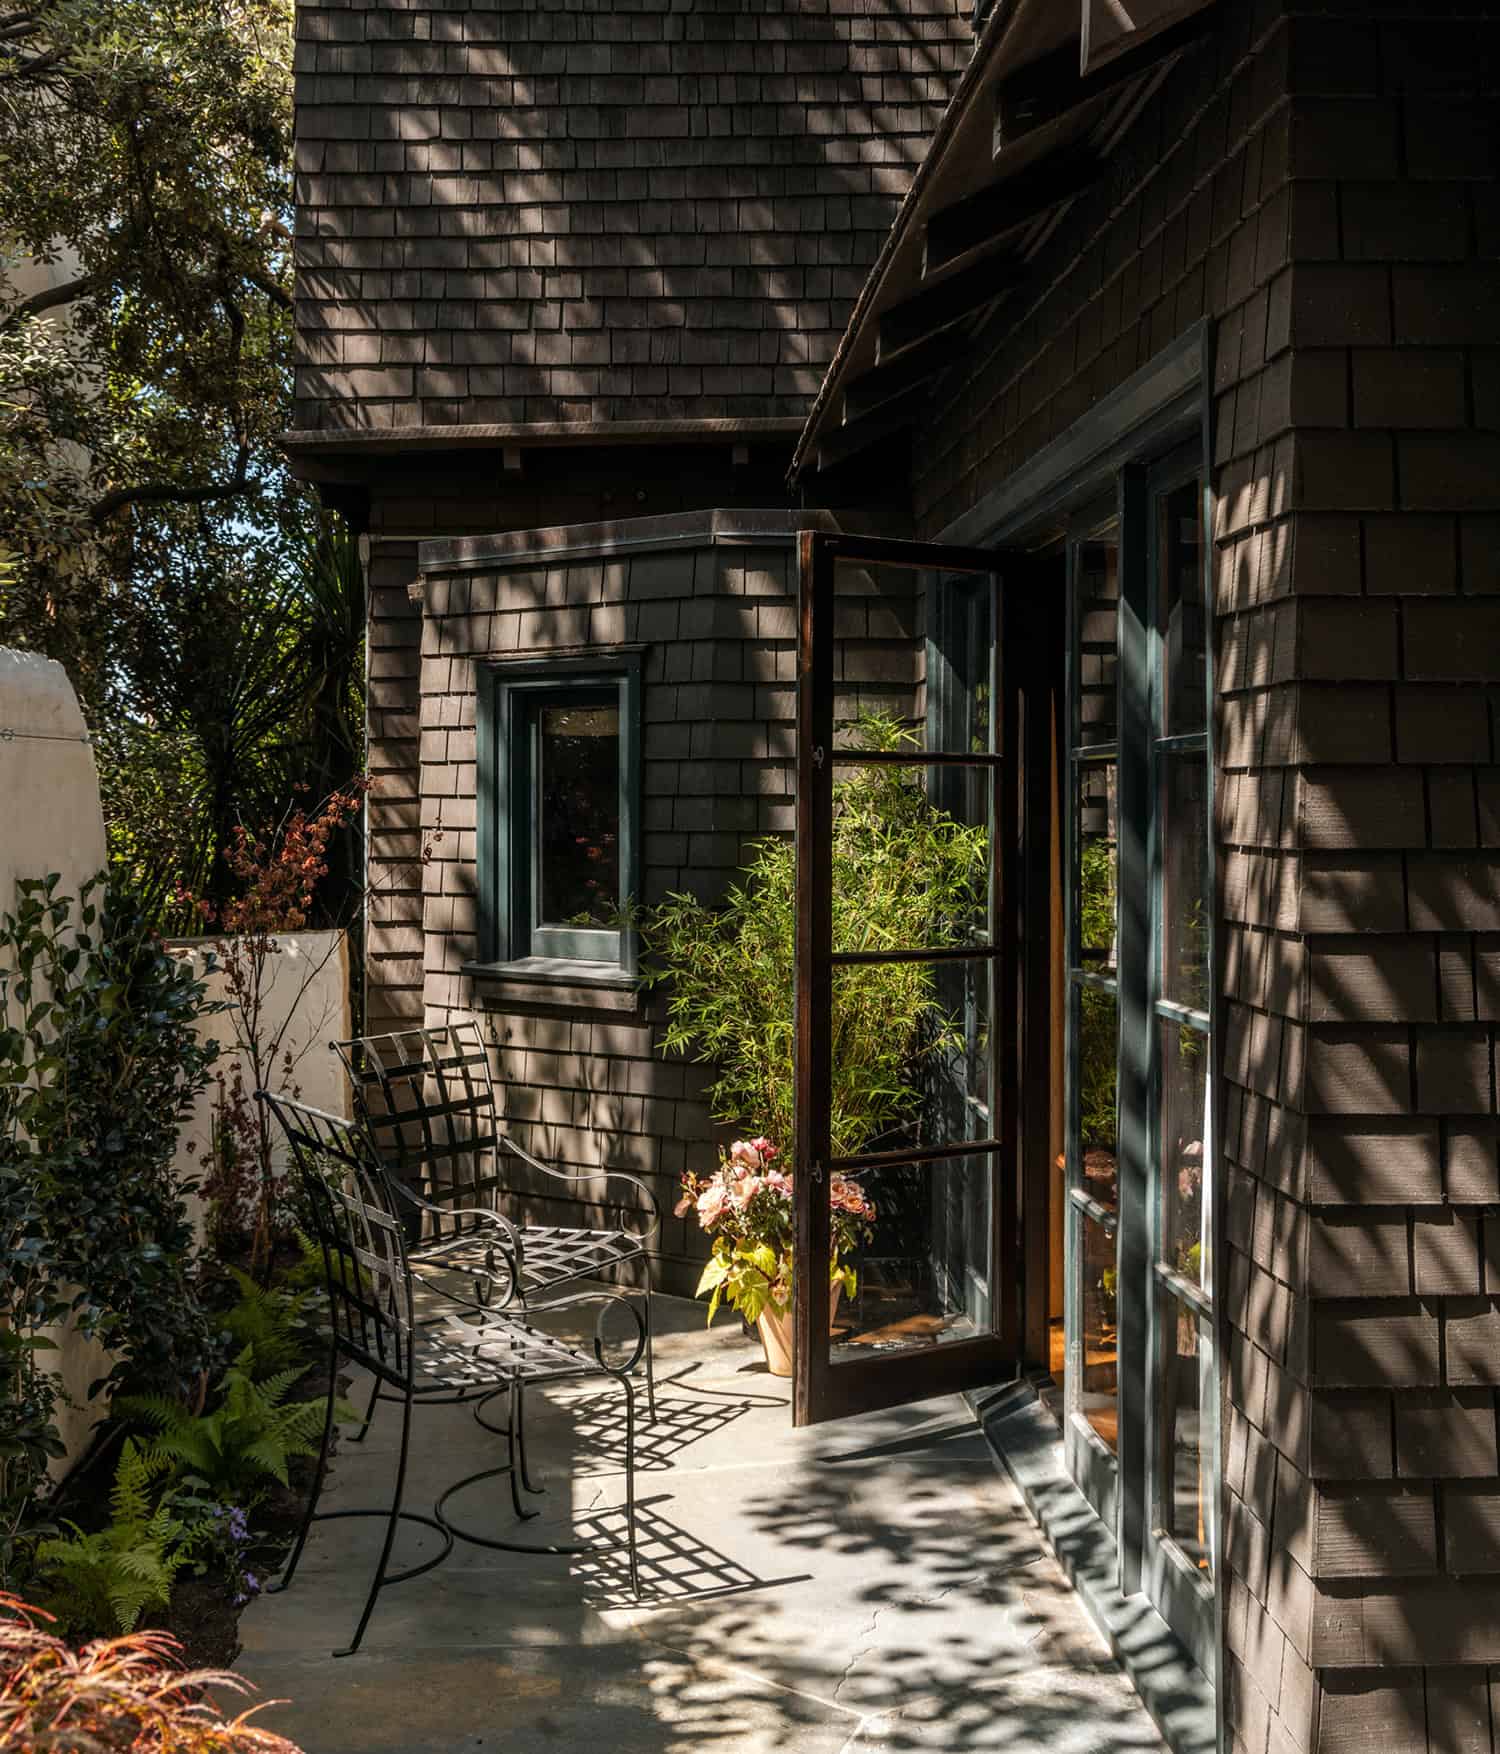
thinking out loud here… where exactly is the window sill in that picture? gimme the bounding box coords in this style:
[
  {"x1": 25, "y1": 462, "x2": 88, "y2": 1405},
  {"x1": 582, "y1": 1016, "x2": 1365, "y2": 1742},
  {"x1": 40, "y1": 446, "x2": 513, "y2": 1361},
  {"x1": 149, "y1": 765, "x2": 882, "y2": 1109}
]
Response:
[{"x1": 461, "y1": 957, "x2": 642, "y2": 1012}]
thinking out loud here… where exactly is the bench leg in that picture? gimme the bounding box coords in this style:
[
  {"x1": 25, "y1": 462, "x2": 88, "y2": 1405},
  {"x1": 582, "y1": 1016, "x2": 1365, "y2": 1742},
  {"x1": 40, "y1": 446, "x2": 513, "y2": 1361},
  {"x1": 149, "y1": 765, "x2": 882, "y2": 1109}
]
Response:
[
  {"x1": 346, "y1": 1372, "x2": 380, "y2": 1445},
  {"x1": 269, "y1": 1334, "x2": 339, "y2": 1597},
  {"x1": 643, "y1": 1287, "x2": 657, "y2": 1424},
  {"x1": 623, "y1": 1375, "x2": 641, "y2": 1599},
  {"x1": 339, "y1": 1379, "x2": 415, "y2": 1657}
]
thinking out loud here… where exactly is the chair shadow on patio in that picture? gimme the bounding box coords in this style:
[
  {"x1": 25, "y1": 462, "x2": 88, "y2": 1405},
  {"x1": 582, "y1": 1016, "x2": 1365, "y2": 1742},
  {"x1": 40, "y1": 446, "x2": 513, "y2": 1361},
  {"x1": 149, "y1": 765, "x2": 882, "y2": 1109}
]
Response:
[
  {"x1": 237, "y1": 1303, "x2": 1171, "y2": 1754},
  {"x1": 560, "y1": 1366, "x2": 788, "y2": 1474},
  {"x1": 567, "y1": 1495, "x2": 813, "y2": 1609}
]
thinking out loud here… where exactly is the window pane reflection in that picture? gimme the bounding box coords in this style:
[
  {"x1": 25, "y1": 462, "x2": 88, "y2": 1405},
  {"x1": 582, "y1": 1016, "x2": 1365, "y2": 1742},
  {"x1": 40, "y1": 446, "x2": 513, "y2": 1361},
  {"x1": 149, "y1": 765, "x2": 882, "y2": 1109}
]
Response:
[
  {"x1": 1159, "y1": 749, "x2": 1209, "y2": 1011},
  {"x1": 1158, "y1": 482, "x2": 1206, "y2": 736},
  {"x1": 832, "y1": 1156, "x2": 991, "y2": 1356},
  {"x1": 1076, "y1": 539, "x2": 1120, "y2": 747},
  {"x1": 1078, "y1": 1210, "x2": 1118, "y2": 1453},
  {"x1": 537, "y1": 701, "x2": 620, "y2": 927},
  {"x1": 1161, "y1": 1300, "x2": 1213, "y2": 1577},
  {"x1": 1074, "y1": 984, "x2": 1118, "y2": 1214},
  {"x1": 1075, "y1": 761, "x2": 1118, "y2": 972},
  {"x1": 1159, "y1": 1019, "x2": 1208, "y2": 1289}
]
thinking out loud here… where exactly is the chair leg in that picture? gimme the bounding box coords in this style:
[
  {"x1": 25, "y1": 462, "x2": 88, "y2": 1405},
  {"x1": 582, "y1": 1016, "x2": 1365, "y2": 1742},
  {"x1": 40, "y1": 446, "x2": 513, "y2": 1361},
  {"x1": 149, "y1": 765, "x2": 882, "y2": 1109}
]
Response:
[
  {"x1": 337, "y1": 1380, "x2": 415, "y2": 1658},
  {"x1": 516, "y1": 1378, "x2": 543, "y2": 1497},
  {"x1": 623, "y1": 1377, "x2": 641, "y2": 1601},
  {"x1": 269, "y1": 1336, "x2": 339, "y2": 1597},
  {"x1": 642, "y1": 1287, "x2": 657, "y2": 1424},
  {"x1": 347, "y1": 1373, "x2": 380, "y2": 1445},
  {"x1": 507, "y1": 1379, "x2": 540, "y2": 1521}
]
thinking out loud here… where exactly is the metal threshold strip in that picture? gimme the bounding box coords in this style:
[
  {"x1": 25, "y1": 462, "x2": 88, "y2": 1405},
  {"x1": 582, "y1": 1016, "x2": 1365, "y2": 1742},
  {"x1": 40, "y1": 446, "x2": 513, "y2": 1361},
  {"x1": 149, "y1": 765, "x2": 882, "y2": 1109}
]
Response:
[
  {"x1": 831, "y1": 749, "x2": 1004, "y2": 767},
  {"x1": 831, "y1": 945, "x2": 997, "y2": 966}
]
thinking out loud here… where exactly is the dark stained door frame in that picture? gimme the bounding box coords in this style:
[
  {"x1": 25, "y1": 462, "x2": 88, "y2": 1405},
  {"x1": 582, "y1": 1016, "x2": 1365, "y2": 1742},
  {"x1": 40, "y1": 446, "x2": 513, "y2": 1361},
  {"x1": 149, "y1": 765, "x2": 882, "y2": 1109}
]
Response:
[{"x1": 792, "y1": 529, "x2": 1062, "y2": 1426}]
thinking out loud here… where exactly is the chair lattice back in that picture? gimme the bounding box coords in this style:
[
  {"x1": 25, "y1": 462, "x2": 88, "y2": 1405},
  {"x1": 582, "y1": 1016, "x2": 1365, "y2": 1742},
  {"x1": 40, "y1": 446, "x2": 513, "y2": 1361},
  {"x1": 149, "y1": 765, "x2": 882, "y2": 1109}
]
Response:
[
  {"x1": 333, "y1": 1022, "x2": 504, "y2": 1245},
  {"x1": 258, "y1": 1091, "x2": 417, "y2": 1390}
]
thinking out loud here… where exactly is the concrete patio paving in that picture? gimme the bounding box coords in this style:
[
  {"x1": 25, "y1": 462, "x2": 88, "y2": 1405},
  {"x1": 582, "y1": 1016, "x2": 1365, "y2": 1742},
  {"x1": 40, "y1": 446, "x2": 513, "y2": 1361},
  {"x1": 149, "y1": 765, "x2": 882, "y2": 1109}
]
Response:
[{"x1": 237, "y1": 1293, "x2": 1168, "y2": 1754}]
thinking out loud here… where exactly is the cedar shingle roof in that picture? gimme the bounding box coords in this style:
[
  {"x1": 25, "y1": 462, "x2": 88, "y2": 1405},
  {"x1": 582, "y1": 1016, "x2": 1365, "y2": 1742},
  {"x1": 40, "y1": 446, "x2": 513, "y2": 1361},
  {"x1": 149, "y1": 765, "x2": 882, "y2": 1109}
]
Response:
[{"x1": 290, "y1": 0, "x2": 975, "y2": 439}]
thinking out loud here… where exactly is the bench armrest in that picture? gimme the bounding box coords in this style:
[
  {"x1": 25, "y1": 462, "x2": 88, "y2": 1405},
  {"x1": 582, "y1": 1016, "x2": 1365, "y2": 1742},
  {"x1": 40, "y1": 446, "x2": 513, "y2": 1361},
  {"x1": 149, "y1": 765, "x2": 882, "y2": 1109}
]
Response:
[{"x1": 498, "y1": 1130, "x2": 661, "y2": 1245}]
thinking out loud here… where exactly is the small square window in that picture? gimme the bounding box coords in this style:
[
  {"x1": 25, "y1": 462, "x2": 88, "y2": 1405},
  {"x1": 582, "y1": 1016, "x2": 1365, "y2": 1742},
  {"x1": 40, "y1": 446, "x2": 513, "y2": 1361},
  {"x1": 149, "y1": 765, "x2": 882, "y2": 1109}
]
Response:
[{"x1": 478, "y1": 656, "x2": 640, "y2": 973}]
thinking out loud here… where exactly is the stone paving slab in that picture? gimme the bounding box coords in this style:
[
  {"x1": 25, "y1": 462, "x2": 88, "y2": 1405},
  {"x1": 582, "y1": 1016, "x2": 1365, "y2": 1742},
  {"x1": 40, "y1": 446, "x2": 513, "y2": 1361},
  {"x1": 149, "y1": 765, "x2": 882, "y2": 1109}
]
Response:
[{"x1": 236, "y1": 1296, "x2": 1168, "y2": 1754}]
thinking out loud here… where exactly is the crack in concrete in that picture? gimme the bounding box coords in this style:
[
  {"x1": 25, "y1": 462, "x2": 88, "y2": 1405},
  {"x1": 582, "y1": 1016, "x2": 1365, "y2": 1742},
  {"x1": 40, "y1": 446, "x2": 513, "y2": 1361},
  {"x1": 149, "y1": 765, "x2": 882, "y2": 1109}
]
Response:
[{"x1": 833, "y1": 1604, "x2": 884, "y2": 1704}]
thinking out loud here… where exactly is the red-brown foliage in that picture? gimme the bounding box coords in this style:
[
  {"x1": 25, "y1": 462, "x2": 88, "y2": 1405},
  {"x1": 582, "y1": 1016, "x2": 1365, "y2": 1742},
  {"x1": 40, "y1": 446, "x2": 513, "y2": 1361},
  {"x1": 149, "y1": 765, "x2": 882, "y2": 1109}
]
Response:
[{"x1": 0, "y1": 1592, "x2": 304, "y2": 1752}]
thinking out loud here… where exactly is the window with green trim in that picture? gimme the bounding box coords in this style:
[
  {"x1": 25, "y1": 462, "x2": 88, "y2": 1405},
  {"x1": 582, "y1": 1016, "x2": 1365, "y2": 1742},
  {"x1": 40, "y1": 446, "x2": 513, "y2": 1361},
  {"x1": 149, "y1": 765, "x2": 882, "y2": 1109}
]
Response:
[{"x1": 477, "y1": 656, "x2": 641, "y2": 971}]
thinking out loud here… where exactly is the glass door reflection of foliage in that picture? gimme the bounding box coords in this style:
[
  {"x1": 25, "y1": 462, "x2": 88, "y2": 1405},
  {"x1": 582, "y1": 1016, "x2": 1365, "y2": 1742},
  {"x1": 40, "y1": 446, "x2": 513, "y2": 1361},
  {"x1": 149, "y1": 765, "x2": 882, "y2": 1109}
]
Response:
[
  {"x1": 1078, "y1": 839, "x2": 1119, "y2": 1153},
  {"x1": 643, "y1": 713, "x2": 989, "y2": 1164}
]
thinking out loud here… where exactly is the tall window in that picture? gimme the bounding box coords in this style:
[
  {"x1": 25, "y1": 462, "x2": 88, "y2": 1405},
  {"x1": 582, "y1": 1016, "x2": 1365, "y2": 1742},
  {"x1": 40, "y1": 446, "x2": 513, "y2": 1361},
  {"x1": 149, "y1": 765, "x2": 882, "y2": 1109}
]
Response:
[
  {"x1": 1062, "y1": 453, "x2": 1216, "y2": 1678},
  {"x1": 1150, "y1": 475, "x2": 1214, "y2": 1587},
  {"x1": 477, "y1": 658, "x2": 640, "y2": 971},
  {"x1": 1067, "y1": 530, "x2": 1123, "y2": 1461}
]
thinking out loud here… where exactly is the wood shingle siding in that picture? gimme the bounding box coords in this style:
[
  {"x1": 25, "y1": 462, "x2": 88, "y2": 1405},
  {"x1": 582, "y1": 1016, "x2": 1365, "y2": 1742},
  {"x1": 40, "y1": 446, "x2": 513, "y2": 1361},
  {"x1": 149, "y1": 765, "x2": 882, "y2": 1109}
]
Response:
[
  {"x1": 291, "y1": 0, "x2": 973, "y2": 434},
  {"x1": 906, "y1": 4, "x2": 1500, "y2": 1751},
  {"x1": 401, "y1": 510, "x2": 909, "y2": 1296}
]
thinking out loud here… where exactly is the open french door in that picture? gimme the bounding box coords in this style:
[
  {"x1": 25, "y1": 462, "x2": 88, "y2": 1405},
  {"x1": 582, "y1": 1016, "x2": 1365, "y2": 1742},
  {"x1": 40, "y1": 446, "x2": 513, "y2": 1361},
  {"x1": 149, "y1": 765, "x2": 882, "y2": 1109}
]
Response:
[{"x1": 793, "y1": 530, "x2": 1058, "y2": 1426}]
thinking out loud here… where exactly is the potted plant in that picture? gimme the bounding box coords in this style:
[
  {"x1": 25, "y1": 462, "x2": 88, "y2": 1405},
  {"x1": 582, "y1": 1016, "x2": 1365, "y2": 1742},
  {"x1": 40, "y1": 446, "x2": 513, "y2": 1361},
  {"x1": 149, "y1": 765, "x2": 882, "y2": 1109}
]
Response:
[{"x1": 675, "y1": 1139, "x2": 876, "y2": 1376}]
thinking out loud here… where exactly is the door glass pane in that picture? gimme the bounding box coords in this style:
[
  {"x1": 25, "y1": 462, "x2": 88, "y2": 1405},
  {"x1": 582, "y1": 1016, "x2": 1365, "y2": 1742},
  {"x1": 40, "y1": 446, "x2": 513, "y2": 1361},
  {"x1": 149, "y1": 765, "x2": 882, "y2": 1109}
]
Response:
[
  {"x1": 828, "y1": 947, "x2": 993, "y2": 1357},
  {"x1": 1077, "y1": 1209, "x2": 1118, "y2": 1452},
  {"x1": 1159, "y1": 748, "x2": 1209, "y2": 1010},
  {"x1": 1074, "y1": 761, "x2": 1117, "y2": 971},
  {"x1": 1075, "y1": 537, "x2": 1120, "y2": 747},
  {"x1": 831, "y1": 759, "x2": 991, "y2": 950},
  {"x1": 1159, "y1": 1018, "x2": 1209, "y2": 1289},
  {"x1": 536, "y1": 699, "x2": 619, "y2": 927},
  {"x1": 1160, "y1": 1300, "x2": 1213, "y2": 1577},
  {"x1": 832, "y1": 558, "x2": 992, "y2": 756},
  {"x1": 1158, "y1": 481, "x2": 1206, "y2": 736},
  {"x1": 1073, "y1": 984, "x2": 1119, "y2": 1212},
  {"x1": 834, "y1": 1155, "x2": 991, "y2": 1356}
]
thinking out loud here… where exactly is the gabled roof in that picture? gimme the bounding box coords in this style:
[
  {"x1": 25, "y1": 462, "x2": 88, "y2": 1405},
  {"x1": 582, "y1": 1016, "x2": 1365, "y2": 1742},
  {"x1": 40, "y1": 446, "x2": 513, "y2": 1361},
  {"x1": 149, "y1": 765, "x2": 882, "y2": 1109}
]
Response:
[
  {"x1": 287, "y1": 0, "x2": 977, "y2": 451},
  {"x1": 791, "y1": 0, "x2": 1218, "y2": 480}
]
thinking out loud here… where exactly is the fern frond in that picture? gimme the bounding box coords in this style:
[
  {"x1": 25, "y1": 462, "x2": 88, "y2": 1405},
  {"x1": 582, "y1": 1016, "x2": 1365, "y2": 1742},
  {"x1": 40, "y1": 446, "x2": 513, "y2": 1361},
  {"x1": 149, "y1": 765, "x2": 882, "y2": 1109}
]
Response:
[
  {"x1": 113, "y1": 1392, "x2": 185, "y2": 1432},
  {"x1": 242, "y1": 1438, "x2": 290, "y2": 1486}
]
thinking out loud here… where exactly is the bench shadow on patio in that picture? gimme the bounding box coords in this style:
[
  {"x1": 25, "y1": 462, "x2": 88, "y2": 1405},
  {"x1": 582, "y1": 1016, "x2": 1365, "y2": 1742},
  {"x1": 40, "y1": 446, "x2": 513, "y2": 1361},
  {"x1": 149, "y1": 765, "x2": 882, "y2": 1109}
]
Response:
[{"x1": 235, "y1": 1291, "x2": 1170, "y2": 1754}]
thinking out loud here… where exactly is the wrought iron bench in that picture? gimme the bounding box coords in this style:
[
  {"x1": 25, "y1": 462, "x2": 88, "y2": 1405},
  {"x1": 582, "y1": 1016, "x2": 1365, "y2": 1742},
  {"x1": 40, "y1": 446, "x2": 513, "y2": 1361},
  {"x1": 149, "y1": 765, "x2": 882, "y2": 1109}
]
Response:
[
  {"x1": 258, "y1": 1090, "x2": 644, "y2": 1656},
  {"x1": 332, "y1": 1021, "x2": 658, "y2": 1420}
]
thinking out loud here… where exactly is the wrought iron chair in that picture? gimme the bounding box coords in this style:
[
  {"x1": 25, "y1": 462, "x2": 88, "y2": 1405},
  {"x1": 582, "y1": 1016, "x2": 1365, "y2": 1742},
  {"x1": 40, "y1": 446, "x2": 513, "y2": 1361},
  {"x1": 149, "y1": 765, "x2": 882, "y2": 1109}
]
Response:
[
  {"x1": 257, "y1": 1090, "x2": 643, "y2": 1657},
  {"x1": 332, "y1": 1021, "x2": 658, "y2": 1420}
]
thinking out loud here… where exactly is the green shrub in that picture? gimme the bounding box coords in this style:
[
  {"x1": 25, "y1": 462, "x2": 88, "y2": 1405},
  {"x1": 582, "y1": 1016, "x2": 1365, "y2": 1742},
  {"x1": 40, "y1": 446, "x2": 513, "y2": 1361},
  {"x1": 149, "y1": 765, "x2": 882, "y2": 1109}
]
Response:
[
  {"x1": 0, "y1": 1330, "x2": 64, "y2": 1586},
  {"x1": 0, "y1": 874, "x2": 219, "y2": 1402},
  {"x1": 640, "y1": 713, "x2": 988, "y2": 1159}
]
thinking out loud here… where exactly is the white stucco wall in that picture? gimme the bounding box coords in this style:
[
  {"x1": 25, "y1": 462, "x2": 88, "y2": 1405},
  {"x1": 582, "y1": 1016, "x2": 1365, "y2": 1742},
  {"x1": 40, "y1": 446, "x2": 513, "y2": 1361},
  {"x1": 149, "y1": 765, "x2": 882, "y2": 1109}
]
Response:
[
  {"x1": 171, "y1": 930, "x2": 353, "y2": 1214},
  {"x1": 0, "y1": 647, "x2": 106, "y2": 914},
  {"x1": 0, "y1": 646, "x2": 114, "y2": 1470},
  {"x1": 0, "y1": 649, "x2": 353, "y2": 1476}
]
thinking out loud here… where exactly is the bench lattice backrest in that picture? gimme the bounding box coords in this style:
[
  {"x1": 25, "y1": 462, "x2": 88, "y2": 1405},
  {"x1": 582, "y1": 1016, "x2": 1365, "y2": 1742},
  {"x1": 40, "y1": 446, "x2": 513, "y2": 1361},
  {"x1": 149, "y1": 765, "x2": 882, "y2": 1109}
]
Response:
[
  {"x1": 334, "y1": 1021, "x2": 504, "y2": 1244},
  {"x1": 258, "y1": 1090, "x2": 418, "y2": 1389}
]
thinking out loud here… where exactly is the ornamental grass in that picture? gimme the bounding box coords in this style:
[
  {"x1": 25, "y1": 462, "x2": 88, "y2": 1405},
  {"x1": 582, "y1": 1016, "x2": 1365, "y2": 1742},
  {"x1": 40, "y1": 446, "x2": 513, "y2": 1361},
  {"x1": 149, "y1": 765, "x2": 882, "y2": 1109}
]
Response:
[{"x1": 0, "y1": 1592, "x2": 301, "y2": 1752}]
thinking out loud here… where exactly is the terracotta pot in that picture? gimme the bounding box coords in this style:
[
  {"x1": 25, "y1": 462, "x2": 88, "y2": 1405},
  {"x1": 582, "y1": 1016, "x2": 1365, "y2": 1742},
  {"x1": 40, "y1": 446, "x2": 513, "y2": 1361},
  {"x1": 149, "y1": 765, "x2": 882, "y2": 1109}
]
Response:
[{"x1": 756, "y1": 1283, "x2": 843, "y2": 1378}]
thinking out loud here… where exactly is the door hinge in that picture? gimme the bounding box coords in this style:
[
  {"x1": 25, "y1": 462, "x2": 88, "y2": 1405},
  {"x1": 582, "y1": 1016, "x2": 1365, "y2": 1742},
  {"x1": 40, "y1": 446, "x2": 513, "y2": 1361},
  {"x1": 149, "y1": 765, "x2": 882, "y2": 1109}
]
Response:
[{"x1": 812, "y1": 745, "x2": 826, "y2": 769}]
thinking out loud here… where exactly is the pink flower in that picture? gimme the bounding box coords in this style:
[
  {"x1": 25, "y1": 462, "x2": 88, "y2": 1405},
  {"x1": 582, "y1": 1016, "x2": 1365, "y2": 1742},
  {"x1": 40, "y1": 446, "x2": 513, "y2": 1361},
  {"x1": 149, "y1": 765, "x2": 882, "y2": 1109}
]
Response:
[
  {"x1": 765, "y1": 1168, "x2": 791, "y2": 1193},
  {"x1": 673, "y1": 1192, "x2": 694, "y2": 1218},
  {"x1": 696, "y1": 1184, "x2": 727, "y2": 1226},
  {"x1": 830, "y1": 1174, "x2": 875, "y2": 1220},
  {"x1": 731, "y1": 1176, "x2": 761, "y2": 1209},
  {"x1": 729, "y1": 1140, "x2": 760, "y2": 1168},
  {"x1": 749, "y1": 1137, "x2": 778, "y2": 1161}
]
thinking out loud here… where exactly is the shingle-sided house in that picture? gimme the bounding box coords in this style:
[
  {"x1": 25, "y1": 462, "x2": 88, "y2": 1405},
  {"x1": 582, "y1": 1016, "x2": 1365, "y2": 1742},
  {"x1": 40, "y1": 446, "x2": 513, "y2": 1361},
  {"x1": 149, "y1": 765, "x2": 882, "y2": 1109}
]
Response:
[{"x1": 289, "y1": 3, "x2": 1500, "y2": 1752}]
